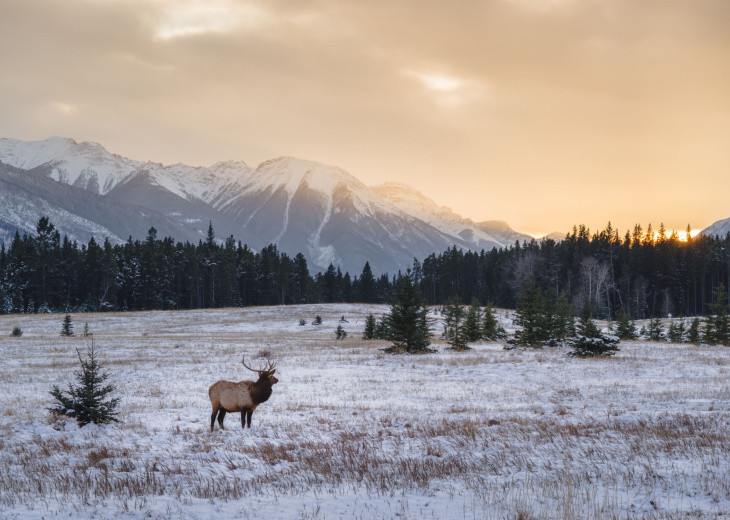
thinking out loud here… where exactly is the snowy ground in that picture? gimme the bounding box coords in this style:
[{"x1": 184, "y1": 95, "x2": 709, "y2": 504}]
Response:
[{"x1": 0, "y1": 305, "x2": 729, "y2": 519}]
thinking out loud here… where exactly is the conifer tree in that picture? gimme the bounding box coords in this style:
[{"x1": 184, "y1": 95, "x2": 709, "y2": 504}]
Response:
[
  {"x1": 443, "y1": 296, "x2": 469, "y2": 350},
  {"x1": 614, "y1": 308, "x2": 638, "y2": 340},
  {"x1": 511, "y1": 276, "x2": 546, "y2": 346},
  {"x1": 463, "y1": 299, "x2": 483, "y2": 342},
  {"x1": 363, "y1": 314, "x2": 376, "y2": 340},
  {"x1": 61, "y1": 314, "x2": 74, "y2": 337},
  {"x1": 703, "y1": 284, "x2": 730, "y2": 346},
  {"x1": 482, "y1": 303, "x2": 507, "y2": 340},
  {"x1": 11, "y1": 326, "x2": 22, "y2": 337},
  {"x1": 335, "y1": 325, "x2": 347, "y2": 340},
  {"x1": 49, "y1": 338, "x2": 120, "y2": 426},
  {"x1": 383, "y1": 269, "x2": 432, "y2": 353},
  {"x1": 687, "y1": 317, "x2": 701, "y2": 344},
  {"x1": 645, "y1": 318, "x2": 666, "y2": 341},
  {"x1": 667, "y1": 320, "x2": 686, "y2": 343},
  {"x1": 568, "y1": 305, "x2": 619, "y2": 357}
]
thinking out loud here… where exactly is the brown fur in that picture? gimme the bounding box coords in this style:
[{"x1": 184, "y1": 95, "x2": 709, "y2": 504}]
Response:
[{"x1": 209, "y1": 371, "x2": 278, "y2": 431}]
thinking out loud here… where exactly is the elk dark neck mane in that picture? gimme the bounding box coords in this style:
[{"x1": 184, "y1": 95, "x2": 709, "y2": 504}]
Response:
[{"x1": 250, "y1": 377, "x2": 274, "y2": 404}]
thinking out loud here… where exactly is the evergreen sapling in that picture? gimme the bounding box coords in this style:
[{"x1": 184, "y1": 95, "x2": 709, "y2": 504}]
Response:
[{"x1": 49, "y1": 338, "x2": 120, "y2": 426}]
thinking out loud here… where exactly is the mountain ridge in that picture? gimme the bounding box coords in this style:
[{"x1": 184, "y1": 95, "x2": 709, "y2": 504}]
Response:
[{"x1": 0, "y1": 136, "x2": 534, "y2": 274}]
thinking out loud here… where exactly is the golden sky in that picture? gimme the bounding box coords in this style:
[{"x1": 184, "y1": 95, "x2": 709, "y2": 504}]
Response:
[{"x1": 1, "y1": 0, "x2": 729, "y2": 237}]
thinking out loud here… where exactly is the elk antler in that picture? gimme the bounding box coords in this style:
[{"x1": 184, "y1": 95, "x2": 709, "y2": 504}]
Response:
[{"x1": 241, "y1": 355, "x2": 276, "y2": 374}]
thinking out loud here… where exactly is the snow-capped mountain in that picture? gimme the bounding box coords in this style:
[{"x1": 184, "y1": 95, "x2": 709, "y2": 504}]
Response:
[
  {"x1": 0, "y1": 137, "x2": 533, "y2": 274},
  {"x1": 702, "y1": 218, "x2": 730, "y2": 238},
  {"x1": 372, "y1": 183, "x2": 531, "y2": 250}
]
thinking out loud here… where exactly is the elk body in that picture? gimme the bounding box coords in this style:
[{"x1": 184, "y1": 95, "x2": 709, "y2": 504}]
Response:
[{"x1": 209, "y1": 357, "x2": 278, "y2": 431}]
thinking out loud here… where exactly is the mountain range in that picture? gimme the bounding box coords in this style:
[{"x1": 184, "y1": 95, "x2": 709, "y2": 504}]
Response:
[{"x1": 0, "y1": 136, "x2": 534, "y2": 274}]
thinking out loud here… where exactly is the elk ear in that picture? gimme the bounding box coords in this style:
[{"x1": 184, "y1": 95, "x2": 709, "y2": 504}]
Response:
[{"x1": 269, "y1": 369, "x2": 276, "y2": 375}]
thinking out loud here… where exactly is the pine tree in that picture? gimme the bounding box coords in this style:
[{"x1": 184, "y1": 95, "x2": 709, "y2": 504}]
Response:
[
  {"x1": 687, "y1": 317, "x2": 701, "y2": 344},
  {"x1": 482, "y1": 303, "x2": 507, "y2": 340},
  {"x1": 511, "y1": 276, "x2": 547, "y2": 347},
  {"x1": 463, "y1": 299, "x2": 483, "y2": 342},
  {"x1": 703, "y1": 284, "x2": 730, "y2": 346},
  {"x1": 645, "y1": 318, "x2": 665, "y2": 341},
  {"x1": 11, "y1": 326, "x2": 22, "y2": 337},
  {"x1": 335, "y1": 325, "x2": 347, "y2": 340},
  {"x1": 49, "y1": 338, "x2": 120, "y2": 426},
  {"x1": 443, "y1": 296, "x2": 469, "y2": 350},
  {"x1": 614, "y1": 308, "x2": 638, "y2": 340},
  {"x1": 363, "y1": 314, "x2": 376, "y2": 340},
  {"x1": 667, "y1": 320, "x2": 686, "y2": 343},
  {"x1": 568, "y1": 305, "x2": 620, "y2": 357},
  {"x1": 383, "y1": 269, "x2": 432, "y2": 353},
  {"x1": 61, "y1": 314, "x2": 74, "y2": 337}
]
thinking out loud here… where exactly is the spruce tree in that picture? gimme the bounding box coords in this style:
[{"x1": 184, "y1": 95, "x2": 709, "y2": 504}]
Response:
[
  {"x1": 49, "y1": 338, "x2": 120, "y2": 426},
  {"x1": 687, "y1": 317, "x2": 701, "y2": 344},
  {"x1": 443, "y1": 296, "x2": 469, "y2": 350},
  {"x1": 61, "y1": 314, "x2": 74, "y2": 337},
  {"x1": 511, "y1": 276, "x2": 547, "y2": 347},
  {"x1": 11, "y1": 326, "x2": 22, "y2": 337},
  {"x1": 645, "y1": 318, "x2": 666, "y2": 341},
  {"x1": 568, "y1": 305, "x2": 620, "y2": 357},
  {"x1": 363, "y1": 314, "x2": 376, "y2": 340},
  {"x1": 667, "y1": 320, "x2": 686, "y2": 343},
  {"x1": 482, "y1": 303, "x2": 507, "y2": 340},
  {"x1": 463, "y1": 299, "x2": 483, "y2": 342},
  {"x1": 614, "y1": 308, "x2": 638, "y2": 340},
  {"x1": 383, "y1": 269, "x2": 432, "y2": 353},
  {"x1": 703, "y1": 284, "x2": 730, "y2": 346},
  {"x1": 335, "y1": 325, "x2": 347, "y2": 340}
]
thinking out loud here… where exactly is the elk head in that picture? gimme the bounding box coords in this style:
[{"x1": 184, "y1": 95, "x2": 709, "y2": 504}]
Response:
[{"x1": 242, "y1": 356, "x2": 279, "y2": 386}]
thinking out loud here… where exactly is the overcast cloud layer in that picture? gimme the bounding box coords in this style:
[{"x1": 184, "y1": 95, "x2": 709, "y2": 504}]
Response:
[{"x1": 1, "y1": 0, "x2": 729, "y2": 236}]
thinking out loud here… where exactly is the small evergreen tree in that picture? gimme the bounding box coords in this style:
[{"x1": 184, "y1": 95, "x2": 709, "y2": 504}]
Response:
[
  {"x1": 335, "y1": 325, "x2": 347, "y2": 340},
  {"x1": 703, "y1": 284, "x2": 730, "y2": 346},
  {"x1": 383, "y1": 269, "x2": 432, "y2": 354},
  {"x1": 312, "y1": 315, "x2": 322, "y2": 325},
  {"x1": 363, "y1": 314, "x2": 376, "y2": 340},
  {"x1": 511, "y1": 276, "x2": 547, "y2": 347},
  {"x1": 463, "y1": 299, "x2": 483, "y2": 342},
  {"x1": 61, "y1": 315, "x2": 74, "y2": 337},
  {"x1": 645, "y1": 318, "x2": 665, "y2": 341},
  {"x1": 687, "y1": 317, "x2": 701, "y2": 344},
  {"x1": 667, "y1": 320, "x2": 686, "y2": 343},
  {"x1": 614, "y1": 308, "x2": 638, "y2": 340},
  {"x1": 299, "y1": 319, "x2": 306, "y2": 326},
  {"x1": 568, "y1": 305, "x2": 619, "y2": 357},
  {"x1": 83, "y1": 322, "x2": 90, "y2": 337},
  {"x1": 374, "y1": 315, "x2": 389, "y2": 340},
  {"x1": 11, "y1": 326, "x2": 23, "y2": 337},
  {"x1": 482, "y1": 303, "x2": 507, "y2": 340},
  {"x1": 49, "y1": 338, "x2": 120, "y2": 426},
  {"x1": 443, "y1": 296, "x2": 469, "y2": 350}
]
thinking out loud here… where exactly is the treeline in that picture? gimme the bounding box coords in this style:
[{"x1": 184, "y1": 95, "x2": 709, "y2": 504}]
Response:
[
  {"x1": 0, "y1": 218, "x2": 392, "y2": 313},
  {"x1": 417, "y1": 223, "x2": 730, "y2": 319},
  {"x1": 2, "y1": 217, "x2": 730, "y2": 319}
]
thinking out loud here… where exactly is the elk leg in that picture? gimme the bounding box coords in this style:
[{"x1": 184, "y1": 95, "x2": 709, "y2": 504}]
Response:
[
  {"x1": 217, "y1": 409, "x2": 227, "y2": 430},
  {"x1": 240, "y1": 409, "x2": 248, "y2": 429},
  {"x1": 246, "y1": 410, "x2": 253, "y2": 428},
  {"x1": 210, "y1": 407, "x2": 219, "y2": 432}
]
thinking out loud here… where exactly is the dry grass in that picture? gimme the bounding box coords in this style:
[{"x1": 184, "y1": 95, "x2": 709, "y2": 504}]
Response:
[{"x1": 0, "y1": 305, "x2": 729, "y2": 519}]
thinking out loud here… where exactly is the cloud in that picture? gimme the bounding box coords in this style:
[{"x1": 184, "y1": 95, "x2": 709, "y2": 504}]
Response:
[
  {"x1": 49, "y1": 102, "x2": 79, "y2": 115},
  {"x1": 404, "y1": 70, "x2": 488, "y2": 108},
  {"x1": 151, "y1": 0, "x2": 270, "y2": 40}
]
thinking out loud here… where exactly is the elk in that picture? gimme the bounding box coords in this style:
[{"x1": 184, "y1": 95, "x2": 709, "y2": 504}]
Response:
[{"x1": 209, "y1": 356, "x2": 278, "y2": 431}]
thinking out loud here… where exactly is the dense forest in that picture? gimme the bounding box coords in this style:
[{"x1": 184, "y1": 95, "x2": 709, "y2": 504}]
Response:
[{"x1": 1, "y1": 217, "x2": 729, "y2": 319}]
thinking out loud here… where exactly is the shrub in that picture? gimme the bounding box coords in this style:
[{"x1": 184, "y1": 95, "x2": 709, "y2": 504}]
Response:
[
  {"x1": 11, "y1": 326, "x2": 23, "y2": 337},
  {"x1": 312, "y1": 315, "x2": 322, "y2": 325},
  {"x1": 299, "y1": 319, "x2": 306, "y2": 326},
  {"x1": 335, "y1": 325, "x2": 347, "y2": 340}
]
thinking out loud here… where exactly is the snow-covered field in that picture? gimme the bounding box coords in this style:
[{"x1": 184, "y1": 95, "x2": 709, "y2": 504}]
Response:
[{"x1": 1, "y1": 305, "x2": 729, "y2": 519}]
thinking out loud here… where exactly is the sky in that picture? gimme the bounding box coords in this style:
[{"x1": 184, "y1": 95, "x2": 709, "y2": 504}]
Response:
[{"x1": 0, "y1": 0, "x2": 729, "y2": 237}]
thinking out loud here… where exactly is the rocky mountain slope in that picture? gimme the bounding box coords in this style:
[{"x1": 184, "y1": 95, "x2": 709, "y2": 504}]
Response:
[{"x1": 0, "y1": 137, "x2": 534, "y2": 274}]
